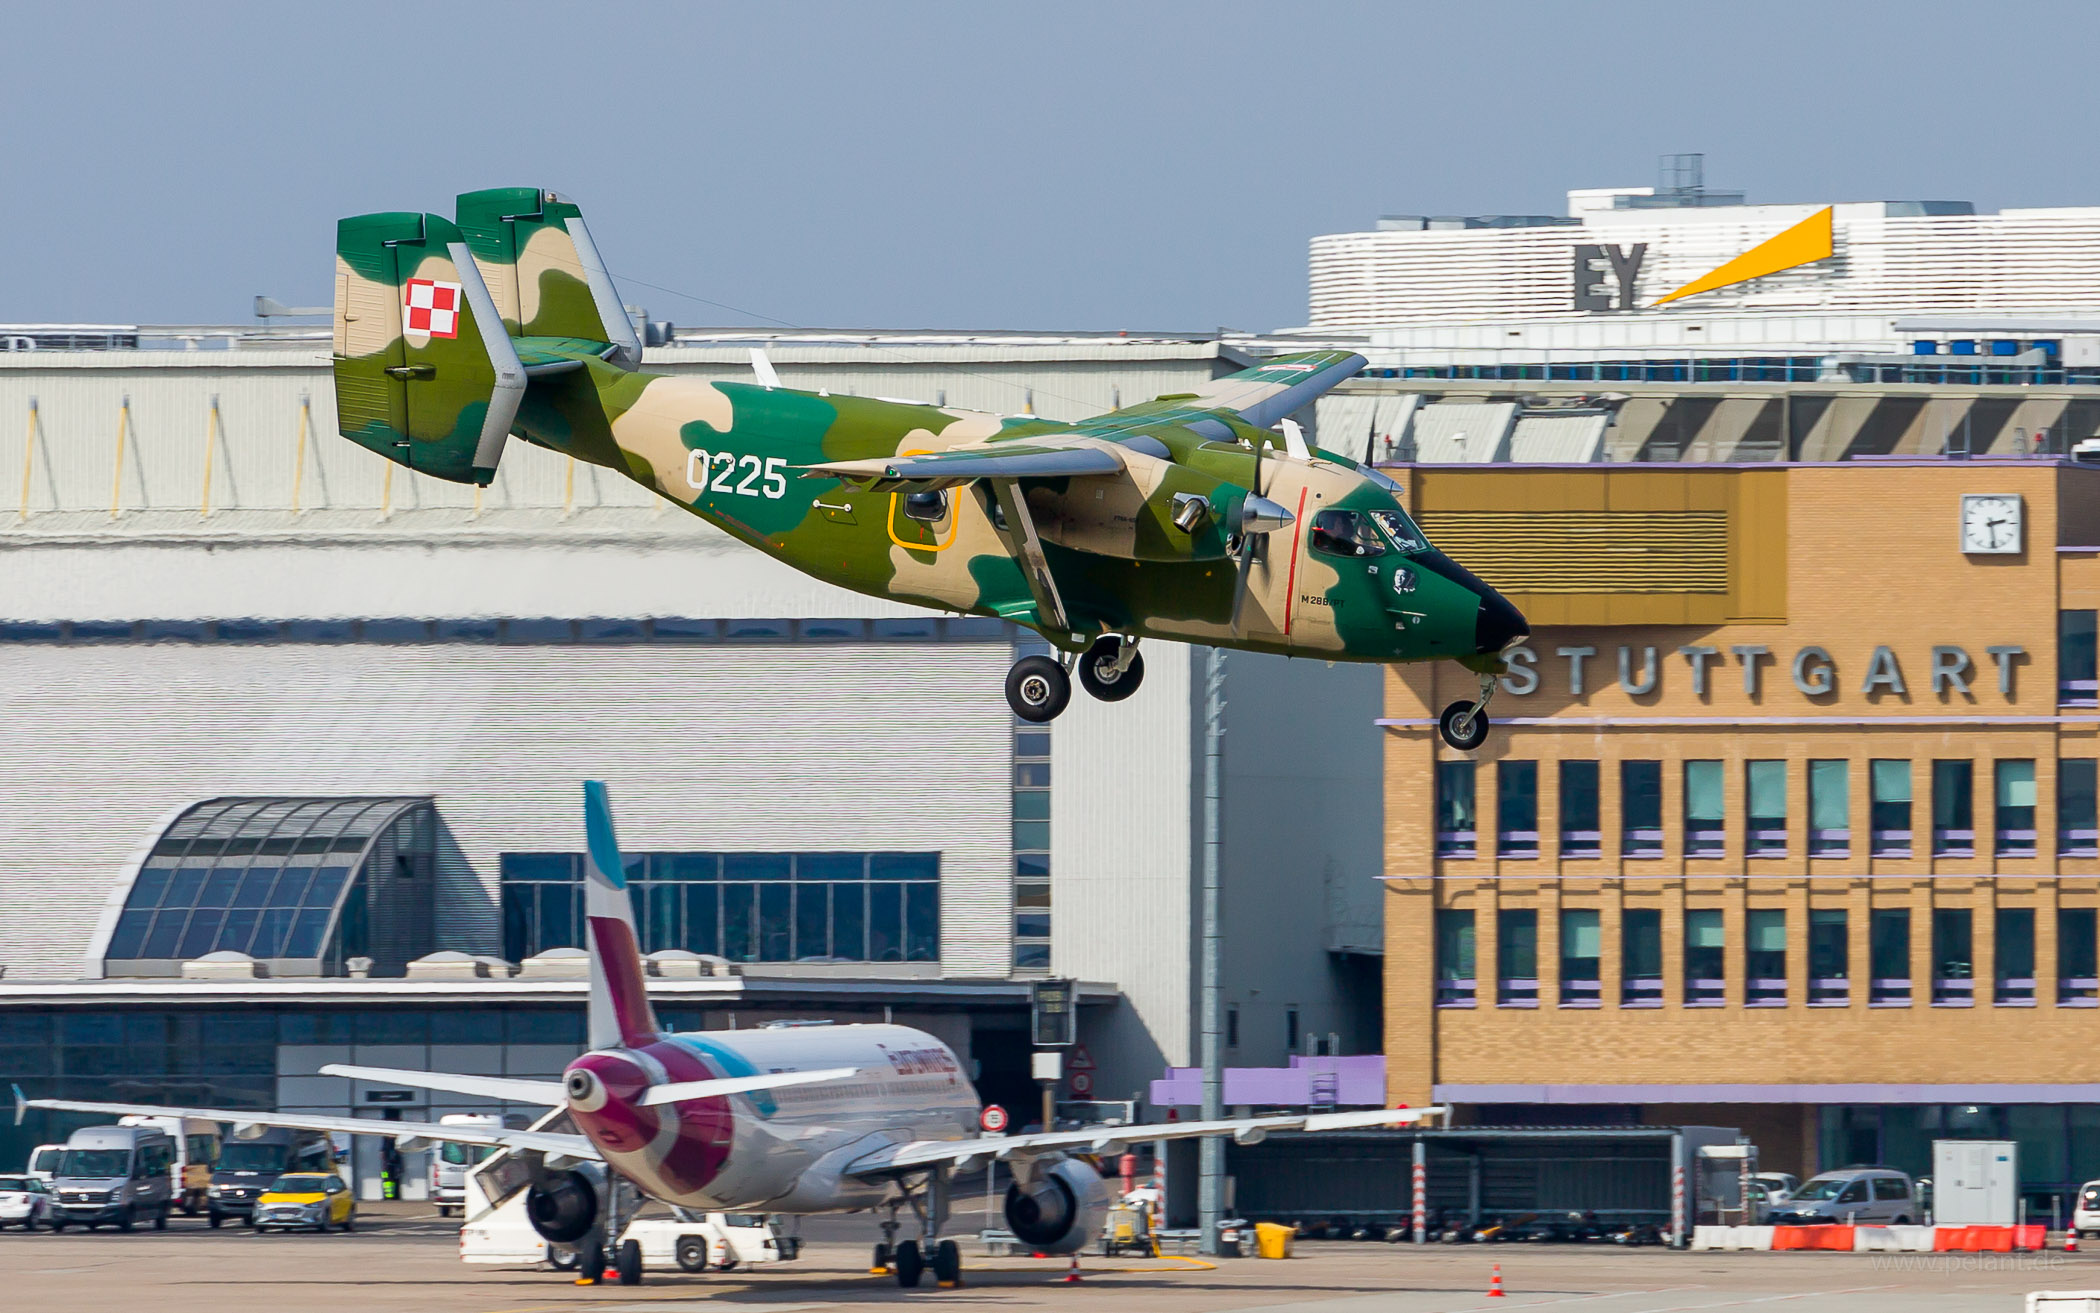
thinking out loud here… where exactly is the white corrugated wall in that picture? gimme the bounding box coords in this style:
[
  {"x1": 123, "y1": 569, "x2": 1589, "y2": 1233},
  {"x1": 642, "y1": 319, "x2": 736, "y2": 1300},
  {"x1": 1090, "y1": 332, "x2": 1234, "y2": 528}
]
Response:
[{"x1": 0, "y1": 641, "x2": 1014, "y2": 981}]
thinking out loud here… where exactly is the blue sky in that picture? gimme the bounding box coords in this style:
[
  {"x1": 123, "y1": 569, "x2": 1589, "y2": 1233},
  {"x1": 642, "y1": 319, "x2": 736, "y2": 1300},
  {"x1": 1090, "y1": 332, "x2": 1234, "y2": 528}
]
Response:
[{"x1": 11, "y1": 0, "x2": 2100, "y2": 331}]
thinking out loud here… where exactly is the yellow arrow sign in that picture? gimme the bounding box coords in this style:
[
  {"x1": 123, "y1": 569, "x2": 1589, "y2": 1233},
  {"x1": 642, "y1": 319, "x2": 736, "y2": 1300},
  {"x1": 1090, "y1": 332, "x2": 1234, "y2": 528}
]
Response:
[{"x1": 1653, "y1": 206, "x2": 1834, "y2": 306}]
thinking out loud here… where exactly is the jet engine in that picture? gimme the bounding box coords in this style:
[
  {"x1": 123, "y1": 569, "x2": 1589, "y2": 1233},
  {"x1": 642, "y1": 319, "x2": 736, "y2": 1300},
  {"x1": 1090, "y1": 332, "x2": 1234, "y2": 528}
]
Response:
[
  {"x1": 524, "y1": 1168, "x2": 599, "y2": 1245},
  {"x1": 1003, "y1": 1157, "x2": 1113, "y2": 1255}
]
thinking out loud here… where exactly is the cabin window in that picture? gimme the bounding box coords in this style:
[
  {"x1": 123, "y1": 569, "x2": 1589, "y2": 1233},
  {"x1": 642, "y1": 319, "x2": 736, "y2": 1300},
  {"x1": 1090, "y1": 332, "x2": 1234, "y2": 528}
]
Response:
[{"x1": 1309, "y1": 509, "x2": 1384, "y2": 558}]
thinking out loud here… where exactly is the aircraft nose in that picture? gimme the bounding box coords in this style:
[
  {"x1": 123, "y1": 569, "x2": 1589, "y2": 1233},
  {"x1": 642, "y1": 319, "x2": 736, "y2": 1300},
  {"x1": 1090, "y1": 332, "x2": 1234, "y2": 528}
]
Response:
[{"x1": 1474, "y1": 586, "x2": 1529, "y2": 655}]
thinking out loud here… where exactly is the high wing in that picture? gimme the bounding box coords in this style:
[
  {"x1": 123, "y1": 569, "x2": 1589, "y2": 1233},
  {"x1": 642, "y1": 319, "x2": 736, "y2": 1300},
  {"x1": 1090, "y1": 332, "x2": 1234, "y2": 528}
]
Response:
[
  {"x1": 798, "y1": 441, "x2": 1126, "y2": 491},
  {"x1": 1106, "y1": 349, "x2": 1367, "y2": 430},
  {"x1": 842, "y1": 1104, "x2": 1445, "y2": 1178},
  {"x1": 15, "y1": 1090, "x2": 601, "y2": 1161}
]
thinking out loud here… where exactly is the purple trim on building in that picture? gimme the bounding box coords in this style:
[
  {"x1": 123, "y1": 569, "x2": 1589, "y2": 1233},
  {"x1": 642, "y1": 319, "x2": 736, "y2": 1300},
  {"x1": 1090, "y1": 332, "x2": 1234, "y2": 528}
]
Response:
[
  {"x1": 1380, "y1": 716, "x2": 2100, "y2": 729},
  {"x1": 1434, "y1": 1082, "x2": 2100, "y2": 1104},
  {"x1": 1151, "y1": 1055, "x2": 1386, "y2": 1108}
]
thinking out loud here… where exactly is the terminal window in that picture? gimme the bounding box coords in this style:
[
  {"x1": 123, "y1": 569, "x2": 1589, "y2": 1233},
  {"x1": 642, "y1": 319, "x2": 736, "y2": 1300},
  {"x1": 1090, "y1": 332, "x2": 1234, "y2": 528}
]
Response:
[
  {"x1": 1932, "y1": 908, "x2": 1975, "y2": 1006},
  {"x1": 1012, "y1": 709, "x2": 1052, "y2": 972},
  {"x1": 1745, "y1": 909, "x2": 1786, "y2": 1006},
  {"x1": 1933, "y1": 761, "x2": 1976, "y2": 857},
  {"x1": 1995, "y1": 760, "x2": 2038, "y2": 858},
  {"x1": 1560, "y1": 761, "x2": 1601, "y2": 859},
  {"x1": 2060, "y1": 760, "x2": 2098, "y2": 857},
  {"x1": 1496, "y1": 761, "x2": 1538, "y2": 859},
  {"x1": 1622, "y1": 761, "x2": 1663, "y2": 859},
  {"x1": 1497, "y1": 909, "x2": 1538, "y2": 1008},
  {"x1": 1436, "y1": 761, "x2": 1477, "y2": 859},
  {"x1": 1746, "y1": 761, "x2": 1787, "y2": 857},
  {"x1": 1995, "y1": 908, "x2": 2037, "y2": 1006},
  {"x1": 1808, "y1": 909, "x2": 1848, "y2": 1005},
  {"x1": 1435, "y1": 909, "x2": 1476, "y2": 1008},
  {"x1": 2061, "y1": 611, "x2": 2098, "y2": 707},
  {"x1": 1559, "y1": 909, "x2": 1601, "y2": 1008},
  {"x1": 499, "y1": 851, "x2": 940, "y2": 965},
  {"x1": 1870, "y1": 760, "x2": 1913, "y2": 857},
  {"x1": 1683, "y1": 761, "x2": 1724, "y2": 859},
  {"x1": 1809, "y1": 760, "x2": 1850, "y2": 857},
  {"x1": 1621, "y1": 908, "x2": 1662, "y2": 1008},
  {"x1": 2061, "y1": 908, "x2": 2099, "y2": 1005},
  {"x1": 1870, "y1": 908, "x2": 1912, "y2": 1006},
  {"x1": 1684, "y1": 909, "x2": 1724, "y2": 1007}
]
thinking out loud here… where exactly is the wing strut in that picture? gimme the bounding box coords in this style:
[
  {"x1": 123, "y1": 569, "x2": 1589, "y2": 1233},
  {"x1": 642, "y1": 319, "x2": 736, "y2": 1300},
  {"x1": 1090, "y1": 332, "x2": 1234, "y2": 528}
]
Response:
[{"x1": 987, "y1": 479, "x2": 1072, "y2": 636}]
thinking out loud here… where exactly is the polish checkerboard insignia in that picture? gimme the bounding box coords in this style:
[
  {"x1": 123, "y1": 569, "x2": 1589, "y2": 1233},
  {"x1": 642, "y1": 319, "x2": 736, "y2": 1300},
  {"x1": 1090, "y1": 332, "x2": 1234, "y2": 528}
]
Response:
[{"x1": 403, "y1": 278, "x2": 463, "y2": 340}]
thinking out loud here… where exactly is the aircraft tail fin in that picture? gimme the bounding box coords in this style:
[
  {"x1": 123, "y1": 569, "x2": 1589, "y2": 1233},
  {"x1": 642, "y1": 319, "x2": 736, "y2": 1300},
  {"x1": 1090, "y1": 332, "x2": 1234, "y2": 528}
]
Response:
[
  {"x1": 582, "y1": 780, "x2": 659, "y2": 1050},
  {"x1": 451, "y1": 188, "x2": 643, "y2": 367},
  {"x1": 331, "y1": 211, "x2": 525, "y2": 486}
]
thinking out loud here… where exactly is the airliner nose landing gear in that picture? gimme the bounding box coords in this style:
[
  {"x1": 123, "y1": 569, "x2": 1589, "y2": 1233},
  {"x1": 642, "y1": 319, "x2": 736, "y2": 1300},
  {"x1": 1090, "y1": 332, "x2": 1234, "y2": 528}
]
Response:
[{"x1": 1437, "y1": 670, "x2": 1500, "y2": 751}]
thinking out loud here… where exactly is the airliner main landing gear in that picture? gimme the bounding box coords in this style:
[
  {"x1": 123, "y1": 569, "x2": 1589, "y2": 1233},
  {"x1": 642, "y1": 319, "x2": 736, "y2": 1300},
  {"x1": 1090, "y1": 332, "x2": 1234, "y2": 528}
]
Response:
[
  {"x1": 1438, "y1": 670, "x2": 1499, "y2": 751},
  {"x1": 886, "y1": 1170, "x2": 960, "y2": 1289}
]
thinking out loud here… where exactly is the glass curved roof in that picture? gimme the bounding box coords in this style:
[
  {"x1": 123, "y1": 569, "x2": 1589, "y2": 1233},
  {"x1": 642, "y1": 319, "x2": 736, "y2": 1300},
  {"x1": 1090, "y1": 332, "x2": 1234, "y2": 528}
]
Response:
[{"x1": 106, "y1": 797, "x2": 428, "y2": 966}]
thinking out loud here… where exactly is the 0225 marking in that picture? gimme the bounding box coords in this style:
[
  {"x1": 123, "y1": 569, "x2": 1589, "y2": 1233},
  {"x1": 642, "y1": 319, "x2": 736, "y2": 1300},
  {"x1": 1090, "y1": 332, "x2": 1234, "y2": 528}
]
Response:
[{"x1": 686, "y1": 450, "x2": 788, "y2": 499}]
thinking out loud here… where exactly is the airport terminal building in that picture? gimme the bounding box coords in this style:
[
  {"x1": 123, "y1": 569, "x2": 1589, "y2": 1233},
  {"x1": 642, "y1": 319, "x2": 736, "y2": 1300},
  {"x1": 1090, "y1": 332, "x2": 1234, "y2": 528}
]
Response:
[{"x1": 0, "y1": 332, "x2": 1385, "y2": 1182}]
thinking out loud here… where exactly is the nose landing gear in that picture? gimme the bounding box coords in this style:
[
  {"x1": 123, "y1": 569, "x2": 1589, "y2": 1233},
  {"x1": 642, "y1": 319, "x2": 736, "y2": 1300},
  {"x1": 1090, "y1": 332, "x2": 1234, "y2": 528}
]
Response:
[{"x1": 1438, "y1": 670, "x2": 1500, "y2": 751}]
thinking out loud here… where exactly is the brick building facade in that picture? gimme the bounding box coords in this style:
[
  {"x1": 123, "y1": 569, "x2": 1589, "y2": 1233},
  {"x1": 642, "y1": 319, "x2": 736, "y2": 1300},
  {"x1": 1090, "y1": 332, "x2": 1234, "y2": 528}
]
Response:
[{"x1": 1383, "y1": 459, "x2": 2100, "y2": 1206}]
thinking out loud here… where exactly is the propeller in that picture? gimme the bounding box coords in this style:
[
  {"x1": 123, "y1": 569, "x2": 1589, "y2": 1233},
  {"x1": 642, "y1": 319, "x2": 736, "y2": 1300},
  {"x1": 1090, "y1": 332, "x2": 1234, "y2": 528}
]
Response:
[{"x1": 1228, "y1": 435, "x2": 1296, "y2": 635}]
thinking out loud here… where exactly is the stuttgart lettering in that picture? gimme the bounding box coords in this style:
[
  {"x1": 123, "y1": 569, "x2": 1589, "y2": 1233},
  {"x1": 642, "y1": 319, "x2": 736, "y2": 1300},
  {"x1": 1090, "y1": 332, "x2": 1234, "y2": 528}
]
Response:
[{"x1": 1497, "y1": 643, "x2": 2029, "y2": 700}]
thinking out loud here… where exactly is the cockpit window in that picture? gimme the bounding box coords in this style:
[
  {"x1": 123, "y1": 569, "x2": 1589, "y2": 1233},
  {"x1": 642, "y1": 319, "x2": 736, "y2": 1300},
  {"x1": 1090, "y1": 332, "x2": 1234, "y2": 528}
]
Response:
[
  {"x1": 1369, "y1": 509, "x2": 1427, "y2": 553},
  {"x1": 1309, "y1": 509, "x2": 1385, "y2": 558}
]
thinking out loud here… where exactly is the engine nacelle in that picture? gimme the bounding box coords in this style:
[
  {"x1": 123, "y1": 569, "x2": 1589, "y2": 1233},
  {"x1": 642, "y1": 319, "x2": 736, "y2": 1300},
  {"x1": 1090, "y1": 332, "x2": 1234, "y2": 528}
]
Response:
[
  {"x1": 524, "y1": 1168, "x2": 599, "y2": 1245},
  {"x1": 1003, "y1": 1157, "x2": 1112, "y2": 1255}
]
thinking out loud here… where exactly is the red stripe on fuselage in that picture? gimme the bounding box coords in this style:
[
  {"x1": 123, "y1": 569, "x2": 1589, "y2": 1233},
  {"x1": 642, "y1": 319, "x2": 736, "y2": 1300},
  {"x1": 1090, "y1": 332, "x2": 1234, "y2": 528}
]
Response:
[{"x1": 587, "y1": 914, "x2": 656, "y2": 1046}]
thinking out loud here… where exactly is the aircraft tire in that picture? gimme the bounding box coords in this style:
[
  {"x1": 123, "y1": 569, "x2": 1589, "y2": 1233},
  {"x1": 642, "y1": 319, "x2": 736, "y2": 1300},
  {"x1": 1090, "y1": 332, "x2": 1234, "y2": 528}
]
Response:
[
  {"x1": 1077, "y1": 637, "x2": 1144, "y2": 702},
  {"x1": 1437, "y1": 700, "x2": 1490, "y2": 751},
  {"x1": 933, "y1": 1238, "x2": 962, "y2": 1285},
  {"x1": 580, "y1": 1238, "x2": 606, "y2": 1283},
  {"x1": 1005, "y1": 656, "x2": 1071, "y2": 723},
  {"x1": 871, "y1": 1241, "x2": 892, "y2": 1273},
  {"x1": 616, "y1": 1238, "x2": 644, "y2": 1286},
  {"x1": 894, "y1": 1238, "x2": 924, "y2": 1288}
]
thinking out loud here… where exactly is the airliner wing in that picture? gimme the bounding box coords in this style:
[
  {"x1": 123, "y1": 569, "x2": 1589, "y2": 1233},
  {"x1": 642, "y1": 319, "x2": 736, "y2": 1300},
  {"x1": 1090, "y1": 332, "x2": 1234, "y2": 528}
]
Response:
[
  {"x1": 841, "y1": 1105, "x2": 1446, "y2": 1177},
  {"x1": 16, "y1": 1091, "x2": 600, "y2": 1161}
]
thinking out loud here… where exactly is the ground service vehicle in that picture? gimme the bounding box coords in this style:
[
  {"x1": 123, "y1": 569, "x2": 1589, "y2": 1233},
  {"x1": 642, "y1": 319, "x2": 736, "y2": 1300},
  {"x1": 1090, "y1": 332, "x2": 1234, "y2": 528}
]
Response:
[
  {"x1": 324, "y1": 190, "x2": 1528, "y2": 748},
  {"x1": 30, "y1": 782, "x2": 1441, "y2": 1290},
  {"x1": 1766, "y1": 1168, "x2": 1917, "y2": 1225},
  {"x1": 2072, "y1": 1180, "x2": 2100, "y2": 1239},
  {"x1": 208, "y1": 1128, "x2": 333, "y2": 1226},
  {"x1": 48, "y1": 1124, "x2": 175, "y2": 1231},
  {"x1": 25, "y1": 1144, "x2": 62, "y2": 1184},
  {"x1": 252, "y1": 1172, "x2": 356, "y2": 1232},
  {"x1": 0, "y1": 1174, "x2": 52, "y2": 1229},
  {"x1": 120, "y1": 1115, "x2": 219, "y2": 1214},
  {"x1": 431, "y1": 1114, "x2": 501, "y2": 1217}
]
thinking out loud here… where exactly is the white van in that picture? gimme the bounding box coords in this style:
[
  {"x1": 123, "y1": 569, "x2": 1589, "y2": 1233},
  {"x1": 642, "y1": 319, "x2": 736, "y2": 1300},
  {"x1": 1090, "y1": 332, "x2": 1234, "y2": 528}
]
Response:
[
  {"x1": 119, "y1": 1115, "x2": 220, "y2": 1215},
  {"x1": 49, "y1": 1124, "x2": 177, "y2": 1231},
  {"x1": 2071, "y1": 1180, "x2": 2100, "y2": 1239},
  {"x1": 1767, "y1": 1168, "x2": 1918, "y2": 1226},
  {"x1": 25, "y1": 1144, "x2": 64, "y2": 1184},
  {"x1": 429, "y1": 1115, "x2": 501, "y2": 1217}
]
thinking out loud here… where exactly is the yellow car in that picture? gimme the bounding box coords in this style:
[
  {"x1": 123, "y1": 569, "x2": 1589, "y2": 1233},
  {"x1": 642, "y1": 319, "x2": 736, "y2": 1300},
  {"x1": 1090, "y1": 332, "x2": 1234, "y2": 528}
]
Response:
[{"x1": 252, "y1": 1173, "x2": 356, "y2": 1232}]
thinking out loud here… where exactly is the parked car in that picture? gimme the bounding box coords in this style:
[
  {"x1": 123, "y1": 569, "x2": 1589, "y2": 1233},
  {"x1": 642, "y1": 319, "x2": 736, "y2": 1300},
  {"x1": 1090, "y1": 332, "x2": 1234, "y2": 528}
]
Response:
[
  {"x1": 252, "y1": 1173, "x2": 355, "y2": 1233},
  {"x1": 0, "y1": 1174, "x2": 53, "y2": 1229},
  {"x1": 1751, "y1": 1172, "x2": 1799, "y2": 1203},
  {"x1": 208, "y1": 1127, "x2": 334, "y2": 1227},
  {"x1": 48, "y1": 1124, "x2": 176, "y2": 1231},
  {"x1": 1766, "y1": 1168, "x2": 1916, "y2": 1225},
  {"x1": 2071, "y1": 1179, "x2": 2100, "y2": 1240}
]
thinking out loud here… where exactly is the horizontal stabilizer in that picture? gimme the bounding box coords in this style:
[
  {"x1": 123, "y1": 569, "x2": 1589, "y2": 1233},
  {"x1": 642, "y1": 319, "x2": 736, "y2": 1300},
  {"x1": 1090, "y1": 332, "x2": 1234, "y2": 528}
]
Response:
[
  {"x1": 635, "y1": 1066, "x2": 859, "y2": 1107},
  {"x1": 318, "y1": 1064, "x2": 567, "y2": 1105}
]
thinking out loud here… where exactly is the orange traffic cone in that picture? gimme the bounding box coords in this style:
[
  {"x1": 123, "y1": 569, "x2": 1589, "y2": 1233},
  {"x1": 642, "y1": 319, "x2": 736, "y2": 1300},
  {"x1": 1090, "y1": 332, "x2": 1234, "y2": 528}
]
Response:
[
  {"x1": 1486, "y1": 1262, "x2": 1506, "y2": 1297},
  {"x1": 1062, "y1": 1254, "x2": 1083, "y2": 1283}
]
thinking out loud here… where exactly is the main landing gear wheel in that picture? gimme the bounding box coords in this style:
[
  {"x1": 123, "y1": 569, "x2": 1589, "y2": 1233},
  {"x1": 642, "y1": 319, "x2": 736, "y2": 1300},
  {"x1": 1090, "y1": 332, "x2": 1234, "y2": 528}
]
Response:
[
  {"x1": 1005, "y1": 655, "x2": 1071, "y2": 723},
  {"x1": 579, "y1": 1239, "x2": 606, "y2": 1284},
  {"x1": 1077, "y1": 636, "x2": 1144, "y2": 702},
  {"x1": 932, "y1": 1238, "x2": 963, "y2": 1287},
  {"x1": 871, "y1": 1240, "x2": 893, "y2": 1274},
  {"x1": 893, "y1": 1238, "x2": 925, "y2": 1288},
  {"x1": 1438, "y1": 700, "x2": 1489, "y2": 751},
  {"x1": 616, "y1": 1238, "x2": 644, "y2": 1285}
]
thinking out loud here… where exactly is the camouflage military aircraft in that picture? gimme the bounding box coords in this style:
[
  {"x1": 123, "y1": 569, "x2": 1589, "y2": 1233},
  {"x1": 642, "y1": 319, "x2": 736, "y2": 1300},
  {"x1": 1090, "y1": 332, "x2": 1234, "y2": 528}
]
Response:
[{"x1": 331, "y1": 189, "x2": 1528, "y2": 748}]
